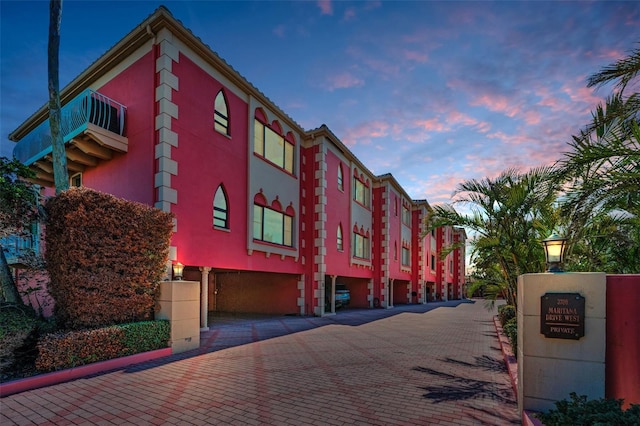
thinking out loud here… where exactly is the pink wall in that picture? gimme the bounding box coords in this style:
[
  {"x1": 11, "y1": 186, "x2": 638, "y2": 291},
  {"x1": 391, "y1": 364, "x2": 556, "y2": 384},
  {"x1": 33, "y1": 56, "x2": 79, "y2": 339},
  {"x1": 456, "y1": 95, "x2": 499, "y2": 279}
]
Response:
[
  {"x1": 85, "y1": 51, "x2": 156, "y2": 205},
  {"x1": 324, "y1": 151, "x2": 362, "y2": 277},
  {"x1": 605, "y1": 274, "x2": 640, "y2": 408}
]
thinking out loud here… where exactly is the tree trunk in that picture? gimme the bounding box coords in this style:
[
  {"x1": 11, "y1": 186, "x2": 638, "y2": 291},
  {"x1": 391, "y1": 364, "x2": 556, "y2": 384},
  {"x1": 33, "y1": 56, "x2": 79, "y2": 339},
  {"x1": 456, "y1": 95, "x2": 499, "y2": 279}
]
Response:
[
  {"x1": 0, "y1": 246, "x2": 22, "y2": 305},
  {"x1": 49, "y1": 0, "x2": 68, "y2": 194}
]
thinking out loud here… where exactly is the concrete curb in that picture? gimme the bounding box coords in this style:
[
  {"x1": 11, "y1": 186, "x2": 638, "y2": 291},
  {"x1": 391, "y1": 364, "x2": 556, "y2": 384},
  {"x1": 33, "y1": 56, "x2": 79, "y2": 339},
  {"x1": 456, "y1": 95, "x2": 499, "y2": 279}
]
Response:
[
  {"x1": 494, "y1": 316, "x2": 542, "y2": 426},
  {"x1": 0, "y1": 347, "x2": 172, "y2": 397}
]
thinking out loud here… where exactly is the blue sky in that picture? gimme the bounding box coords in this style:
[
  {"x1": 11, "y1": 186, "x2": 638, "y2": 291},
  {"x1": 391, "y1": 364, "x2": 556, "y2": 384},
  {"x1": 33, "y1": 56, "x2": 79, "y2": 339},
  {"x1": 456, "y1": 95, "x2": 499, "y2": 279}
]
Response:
[{"x1": 1, "y1": 1, "x2": 638, "y2": 205}]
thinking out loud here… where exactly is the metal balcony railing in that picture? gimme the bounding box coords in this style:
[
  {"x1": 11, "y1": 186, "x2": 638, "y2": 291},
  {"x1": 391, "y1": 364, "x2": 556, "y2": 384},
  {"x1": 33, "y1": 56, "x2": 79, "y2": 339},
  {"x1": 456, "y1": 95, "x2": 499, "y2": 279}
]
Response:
[{"x1": 13, "y1": 89, "x2": 127, "y2": 165}]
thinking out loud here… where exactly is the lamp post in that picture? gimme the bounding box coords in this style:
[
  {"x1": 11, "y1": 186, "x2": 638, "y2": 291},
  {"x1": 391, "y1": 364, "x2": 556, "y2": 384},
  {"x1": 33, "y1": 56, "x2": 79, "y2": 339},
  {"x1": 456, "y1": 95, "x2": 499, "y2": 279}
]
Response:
[
  {"x1": 542, "y1": 233, "x2": 568, "y2": 273},
  {"x1": 172, "y1": 261, "x2": 184, "y2": 280}
]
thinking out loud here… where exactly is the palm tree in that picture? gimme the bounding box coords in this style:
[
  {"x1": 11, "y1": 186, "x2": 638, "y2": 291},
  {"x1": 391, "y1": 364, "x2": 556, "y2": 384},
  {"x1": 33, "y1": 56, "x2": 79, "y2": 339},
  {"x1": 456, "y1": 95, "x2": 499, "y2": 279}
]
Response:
[
  {"x1": 49, "y1": 0, "x2": 68, "y2": 194},
  {"x1": 425, "y1": 167, "x2": 560, "y2": 307},
  {"x1": 555, "y1": 42, "x2": 640, "y2": 273}
]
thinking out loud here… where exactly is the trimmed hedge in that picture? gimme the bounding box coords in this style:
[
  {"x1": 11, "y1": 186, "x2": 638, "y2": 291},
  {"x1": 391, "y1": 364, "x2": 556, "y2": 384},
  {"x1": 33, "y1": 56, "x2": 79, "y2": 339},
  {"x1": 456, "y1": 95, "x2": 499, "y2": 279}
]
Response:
[
  {"x1": 45, "y1": 187, "x2": 174, "y2": 329},
  {"x1": 35, "y1": 320, "x2": 170, "y2": 372},
  {"x1": 537, "y1": 392, "x2": 640, "y2": 426},
  {"x1": 498, "y1": 304, "x2": 516, "y2": 327},
  {"x1": 503, "y1": 317, "x2": 517, "y2": 356}
]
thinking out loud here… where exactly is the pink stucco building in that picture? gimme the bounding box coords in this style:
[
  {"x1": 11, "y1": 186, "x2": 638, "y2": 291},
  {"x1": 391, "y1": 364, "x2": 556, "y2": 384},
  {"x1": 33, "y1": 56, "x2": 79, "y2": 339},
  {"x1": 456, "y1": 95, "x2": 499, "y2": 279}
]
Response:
[{"x1": 8, "y1": 7, "x2": 466, "y2": 323}]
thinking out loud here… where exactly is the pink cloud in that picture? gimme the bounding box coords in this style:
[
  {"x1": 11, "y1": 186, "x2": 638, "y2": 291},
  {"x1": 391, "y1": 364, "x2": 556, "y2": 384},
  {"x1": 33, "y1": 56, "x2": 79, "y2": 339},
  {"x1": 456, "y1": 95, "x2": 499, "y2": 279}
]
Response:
[
  {"x1": 317, "y1": 0, "x2": 333, "y2": 15},
  {"x1": 325, "y1": 72, "x2": 364, "y2": 91},
  {"x1": 403, "y1": 49, "x2": 428, "y2": 63},
  {"x1": 470, "y1": 94, "x2": 520, "y2": 117},
  {"x1": 415, "y1": 117, "x2": 448, "y2": 132},
  {"x1": 523, "y1": 110, "x2": 541, "y2": 125},
  {"x1": 342, "y1": 120, "x2": 390, "y2": 146}
]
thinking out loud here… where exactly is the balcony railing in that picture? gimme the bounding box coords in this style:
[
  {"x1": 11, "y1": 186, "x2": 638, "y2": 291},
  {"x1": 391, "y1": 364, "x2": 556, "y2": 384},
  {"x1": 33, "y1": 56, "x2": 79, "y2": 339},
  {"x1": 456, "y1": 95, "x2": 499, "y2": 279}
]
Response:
[{"x1": 13, "y1": 89, "x2": 127, "y2": 165}]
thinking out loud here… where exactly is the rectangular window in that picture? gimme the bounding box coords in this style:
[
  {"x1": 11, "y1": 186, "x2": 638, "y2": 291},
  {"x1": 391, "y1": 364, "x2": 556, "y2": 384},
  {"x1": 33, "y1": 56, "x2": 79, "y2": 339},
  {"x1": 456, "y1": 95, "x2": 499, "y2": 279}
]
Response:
[
  {"x1": 253, "y1": 121, "x2": 264, "y2": 156},
  {"x1": 354, "y1": 179, "x2": 368, "y2": 206},
  {"x1": 402, "y1": 205, "x2": 411, "y2": 225},
  {"x1": 402, "y1": 247, "x2": 410, "y2": 266},
  {"x1": 431, "y1": 255, "x2": 436, "y2": 271},
  {"x1": 353, "y1": 233, "x2": 369, "y2": 259},
  {"x1": 253, "y1": 204, "x2": 294, "y2": 247},
  {"x1": 253, "y1": 119, "x2": 294, "y2": 173},
  {"x1": 70, "y1": 173, "x2": 82, "y2": 187}
]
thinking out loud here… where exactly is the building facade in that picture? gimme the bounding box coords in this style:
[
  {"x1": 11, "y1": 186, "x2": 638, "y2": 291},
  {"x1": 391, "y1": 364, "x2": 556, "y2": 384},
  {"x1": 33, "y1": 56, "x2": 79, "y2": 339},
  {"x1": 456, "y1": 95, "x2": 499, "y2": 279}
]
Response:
[{"x1": 8, "y1": 7, "x2": 466, "y2": 323}]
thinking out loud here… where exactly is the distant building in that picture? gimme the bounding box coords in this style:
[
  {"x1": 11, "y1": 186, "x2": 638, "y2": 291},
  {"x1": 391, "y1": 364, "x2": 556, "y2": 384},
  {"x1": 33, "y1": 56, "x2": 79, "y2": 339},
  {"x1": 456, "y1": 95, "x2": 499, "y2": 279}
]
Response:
[{"x1": 8, "y1": 7, "x2": 465, "y2": 322}]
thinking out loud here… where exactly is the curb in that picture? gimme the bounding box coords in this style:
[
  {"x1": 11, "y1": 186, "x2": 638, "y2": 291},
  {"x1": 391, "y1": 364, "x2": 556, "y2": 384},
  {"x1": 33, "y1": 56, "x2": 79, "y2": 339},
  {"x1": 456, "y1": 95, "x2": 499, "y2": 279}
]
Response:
[
  {"x1": 494, "y1": 316, "x2": 542, "y2": 426},
  {"x1": 0, "y1": 347, "x2": 172, "y2": 398},
  {"x1": 493, "y1": 316, "x2": 518, "y2": 396}
]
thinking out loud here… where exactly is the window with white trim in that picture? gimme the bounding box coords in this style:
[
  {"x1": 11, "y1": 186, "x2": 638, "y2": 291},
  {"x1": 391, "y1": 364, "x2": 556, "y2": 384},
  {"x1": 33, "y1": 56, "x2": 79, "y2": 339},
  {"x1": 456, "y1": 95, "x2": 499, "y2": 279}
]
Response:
[
  {"x1": 337, "y1": 164, "x2": 344, "y2": 191},
  {"x1": 253, "y1": 204, "x2": 293, "y2": 247},
  {"x1": 354, "y1": 178, "x2": 369, "y2": 207},
  {"x1": 402, "y1": 246, "x2": 411, "y2": 266},
  {"x1": 70, "y1": 172, "x2": 82, "y2": 187},
  {"x1": 253, "y1": 119, "x2": 295, "y2": 174},
  {"x1": 337, "y1": 224, "x2": 343, "y2": 251},
  {"x1": 353, "y1": 232, "x2": 369, "y2": 259},
  {"x1": 213, "y1": 185, "x2": 228, "y2": 229},
  {"x1": 214, "y1": 90, "x2": 229, "y2": 135}
]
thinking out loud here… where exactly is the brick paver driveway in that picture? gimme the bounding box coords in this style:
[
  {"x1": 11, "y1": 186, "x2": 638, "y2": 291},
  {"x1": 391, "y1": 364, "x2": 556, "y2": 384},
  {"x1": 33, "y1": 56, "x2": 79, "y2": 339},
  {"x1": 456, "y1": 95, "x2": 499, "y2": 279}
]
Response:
[{"x1": 1, "y1": 300, "x2": 520, "y2": 425}]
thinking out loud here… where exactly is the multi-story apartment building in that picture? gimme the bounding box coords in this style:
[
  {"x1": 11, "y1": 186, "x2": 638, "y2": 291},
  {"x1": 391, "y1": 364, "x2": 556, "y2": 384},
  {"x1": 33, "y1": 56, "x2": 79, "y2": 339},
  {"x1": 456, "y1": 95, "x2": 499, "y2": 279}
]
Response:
[{"x1": 8, "y1": 7, "x2": 465, "y2": 324}]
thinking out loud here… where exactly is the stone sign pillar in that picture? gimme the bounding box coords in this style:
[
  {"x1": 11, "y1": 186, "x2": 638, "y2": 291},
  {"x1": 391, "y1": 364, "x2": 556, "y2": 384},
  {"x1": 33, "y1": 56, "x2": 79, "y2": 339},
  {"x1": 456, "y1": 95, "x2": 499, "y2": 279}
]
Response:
[
  {"x1": 517, "y1": 272, "x2": 606, "y2": 415},
  {"x1": 156, "y1": 280, "x2": 200, "y2": 354}
]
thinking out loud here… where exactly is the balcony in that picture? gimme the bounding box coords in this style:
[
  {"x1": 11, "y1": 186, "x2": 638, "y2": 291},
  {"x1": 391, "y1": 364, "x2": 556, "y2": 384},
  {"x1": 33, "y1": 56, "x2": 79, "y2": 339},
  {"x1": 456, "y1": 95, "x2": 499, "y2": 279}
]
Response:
[{"x1": 12, "y1": 89, "x2": 127, "y2": 186}]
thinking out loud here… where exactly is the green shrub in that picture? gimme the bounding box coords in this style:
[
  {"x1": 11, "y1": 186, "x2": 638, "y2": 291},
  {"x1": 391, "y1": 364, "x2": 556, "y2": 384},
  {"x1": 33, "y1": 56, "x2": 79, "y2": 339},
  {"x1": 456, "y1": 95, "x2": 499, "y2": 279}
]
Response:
[
  {"x1": 498, "y1": 304, "x2": 516, "y2": 326},
  {"x1": 118, "y1": 321, "x2": 170, "y2": 355},
  {"x1": 0, "y1": 305, "x2": 39, "y2": 375},
  {"x1": 35, "y1": 320, "x2": 170, "y2": 372},
  {"x1": 536, "y1": 392, "x2": 640, "y2": 426},
  {"x1": 503, "y1": 317, "x2": 517, "y2": 356},
  {"x1": 45, "y1": 188, "x2": 174, "y2": 329}
]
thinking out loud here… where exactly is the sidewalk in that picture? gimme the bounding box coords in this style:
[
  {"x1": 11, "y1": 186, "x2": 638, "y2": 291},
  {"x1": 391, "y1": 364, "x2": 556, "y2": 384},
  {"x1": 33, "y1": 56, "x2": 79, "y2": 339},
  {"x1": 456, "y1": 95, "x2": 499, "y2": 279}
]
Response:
[{"x1": 1, "y1": 300, "x2": 519, "y2": 425}]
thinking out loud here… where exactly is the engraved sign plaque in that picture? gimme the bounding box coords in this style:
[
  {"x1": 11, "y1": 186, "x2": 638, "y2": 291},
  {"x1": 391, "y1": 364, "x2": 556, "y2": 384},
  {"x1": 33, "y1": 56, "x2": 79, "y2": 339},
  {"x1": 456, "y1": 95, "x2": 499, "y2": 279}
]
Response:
[{"x1": 540, "y1": 293, "x2": 585, "y2": 340}]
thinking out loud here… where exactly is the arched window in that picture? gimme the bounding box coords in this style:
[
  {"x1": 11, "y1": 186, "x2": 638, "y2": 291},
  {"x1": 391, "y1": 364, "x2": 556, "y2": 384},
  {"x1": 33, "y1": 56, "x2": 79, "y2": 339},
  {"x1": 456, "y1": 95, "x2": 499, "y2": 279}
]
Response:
[
  {"x1": 213, "y1": 185, "x2": 229, "y2": 229},
  {"x1": 214, "y1": 90, "x2": 229, "y2": 135},
  {"x1": 337, "y1": 224, "x2": 343, "y2": 251},
  {"x1": 337, "y1": 164, "x2": 344, "y2": 191}
]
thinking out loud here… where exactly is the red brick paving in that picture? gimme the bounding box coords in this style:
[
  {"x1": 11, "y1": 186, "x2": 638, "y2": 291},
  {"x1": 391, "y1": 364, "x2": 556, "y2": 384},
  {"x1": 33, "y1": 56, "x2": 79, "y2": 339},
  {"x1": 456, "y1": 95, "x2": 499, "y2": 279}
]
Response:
[{"x1": 0, "y1": 300, "x2": 519, "y2": 425}]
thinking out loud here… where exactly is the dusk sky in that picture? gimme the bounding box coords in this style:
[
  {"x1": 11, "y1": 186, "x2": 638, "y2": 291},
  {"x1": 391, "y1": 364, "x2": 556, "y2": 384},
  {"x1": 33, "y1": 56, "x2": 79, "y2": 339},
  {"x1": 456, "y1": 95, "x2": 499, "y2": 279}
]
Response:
[{"x1": 1, "y1": 1, "x2": 638, "y2": 205}]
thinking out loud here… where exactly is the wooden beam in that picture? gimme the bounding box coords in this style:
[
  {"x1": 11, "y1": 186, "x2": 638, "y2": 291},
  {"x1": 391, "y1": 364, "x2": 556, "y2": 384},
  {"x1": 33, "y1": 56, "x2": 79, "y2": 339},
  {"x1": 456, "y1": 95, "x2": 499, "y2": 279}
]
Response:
[
  {"x1": 66, "y1": 159, "x2": 86, "y2": 173},
  {"x1": 72, "y1": 138, "x2": 113, "y2": 160},
  {"x1": 34, "y1": 161, "x2": 54, "y2": 174},
  {"x1": 66, "y1": 147, "x2": 98, "y2": 166}
]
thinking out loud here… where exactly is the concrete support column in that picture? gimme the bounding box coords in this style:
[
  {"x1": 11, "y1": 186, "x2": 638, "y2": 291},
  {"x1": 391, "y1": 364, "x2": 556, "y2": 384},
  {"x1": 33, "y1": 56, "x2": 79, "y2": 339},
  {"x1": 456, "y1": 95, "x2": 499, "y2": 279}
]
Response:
[
  {"x1": 199, "y1": 267, "x2": 211, "y2": 330},
  {"x1": 330, "y1": 275, "x2": 337, "y2": 314}
]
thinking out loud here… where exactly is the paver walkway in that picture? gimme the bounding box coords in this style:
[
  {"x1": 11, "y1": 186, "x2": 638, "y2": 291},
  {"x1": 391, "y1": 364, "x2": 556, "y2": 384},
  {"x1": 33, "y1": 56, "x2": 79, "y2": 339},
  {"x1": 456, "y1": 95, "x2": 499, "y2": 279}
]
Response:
[{"x1": 1, "y1": 300, "x2": 520, "y2": 425}]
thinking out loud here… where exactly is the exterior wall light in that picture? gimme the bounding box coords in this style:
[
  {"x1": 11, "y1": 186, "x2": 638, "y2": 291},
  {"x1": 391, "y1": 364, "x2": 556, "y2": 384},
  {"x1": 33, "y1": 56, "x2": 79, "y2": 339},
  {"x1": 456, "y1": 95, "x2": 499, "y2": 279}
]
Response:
[
  {"x1": 172, "y1": 261, "x2": 184, "y2": 280},
  {"x1": 542, "y1": 233, "x2": 568, "y2": 273}
]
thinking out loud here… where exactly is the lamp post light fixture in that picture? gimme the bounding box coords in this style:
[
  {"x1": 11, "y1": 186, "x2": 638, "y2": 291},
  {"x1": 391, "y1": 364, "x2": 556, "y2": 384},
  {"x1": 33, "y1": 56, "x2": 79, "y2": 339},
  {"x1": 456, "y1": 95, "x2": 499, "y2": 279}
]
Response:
[
  {"x1": 172, "y1": 261, "x2": 184, "y2": 280},
  {"x1": 542, "y1": 233, "x2": 568, "y2": 273}
]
